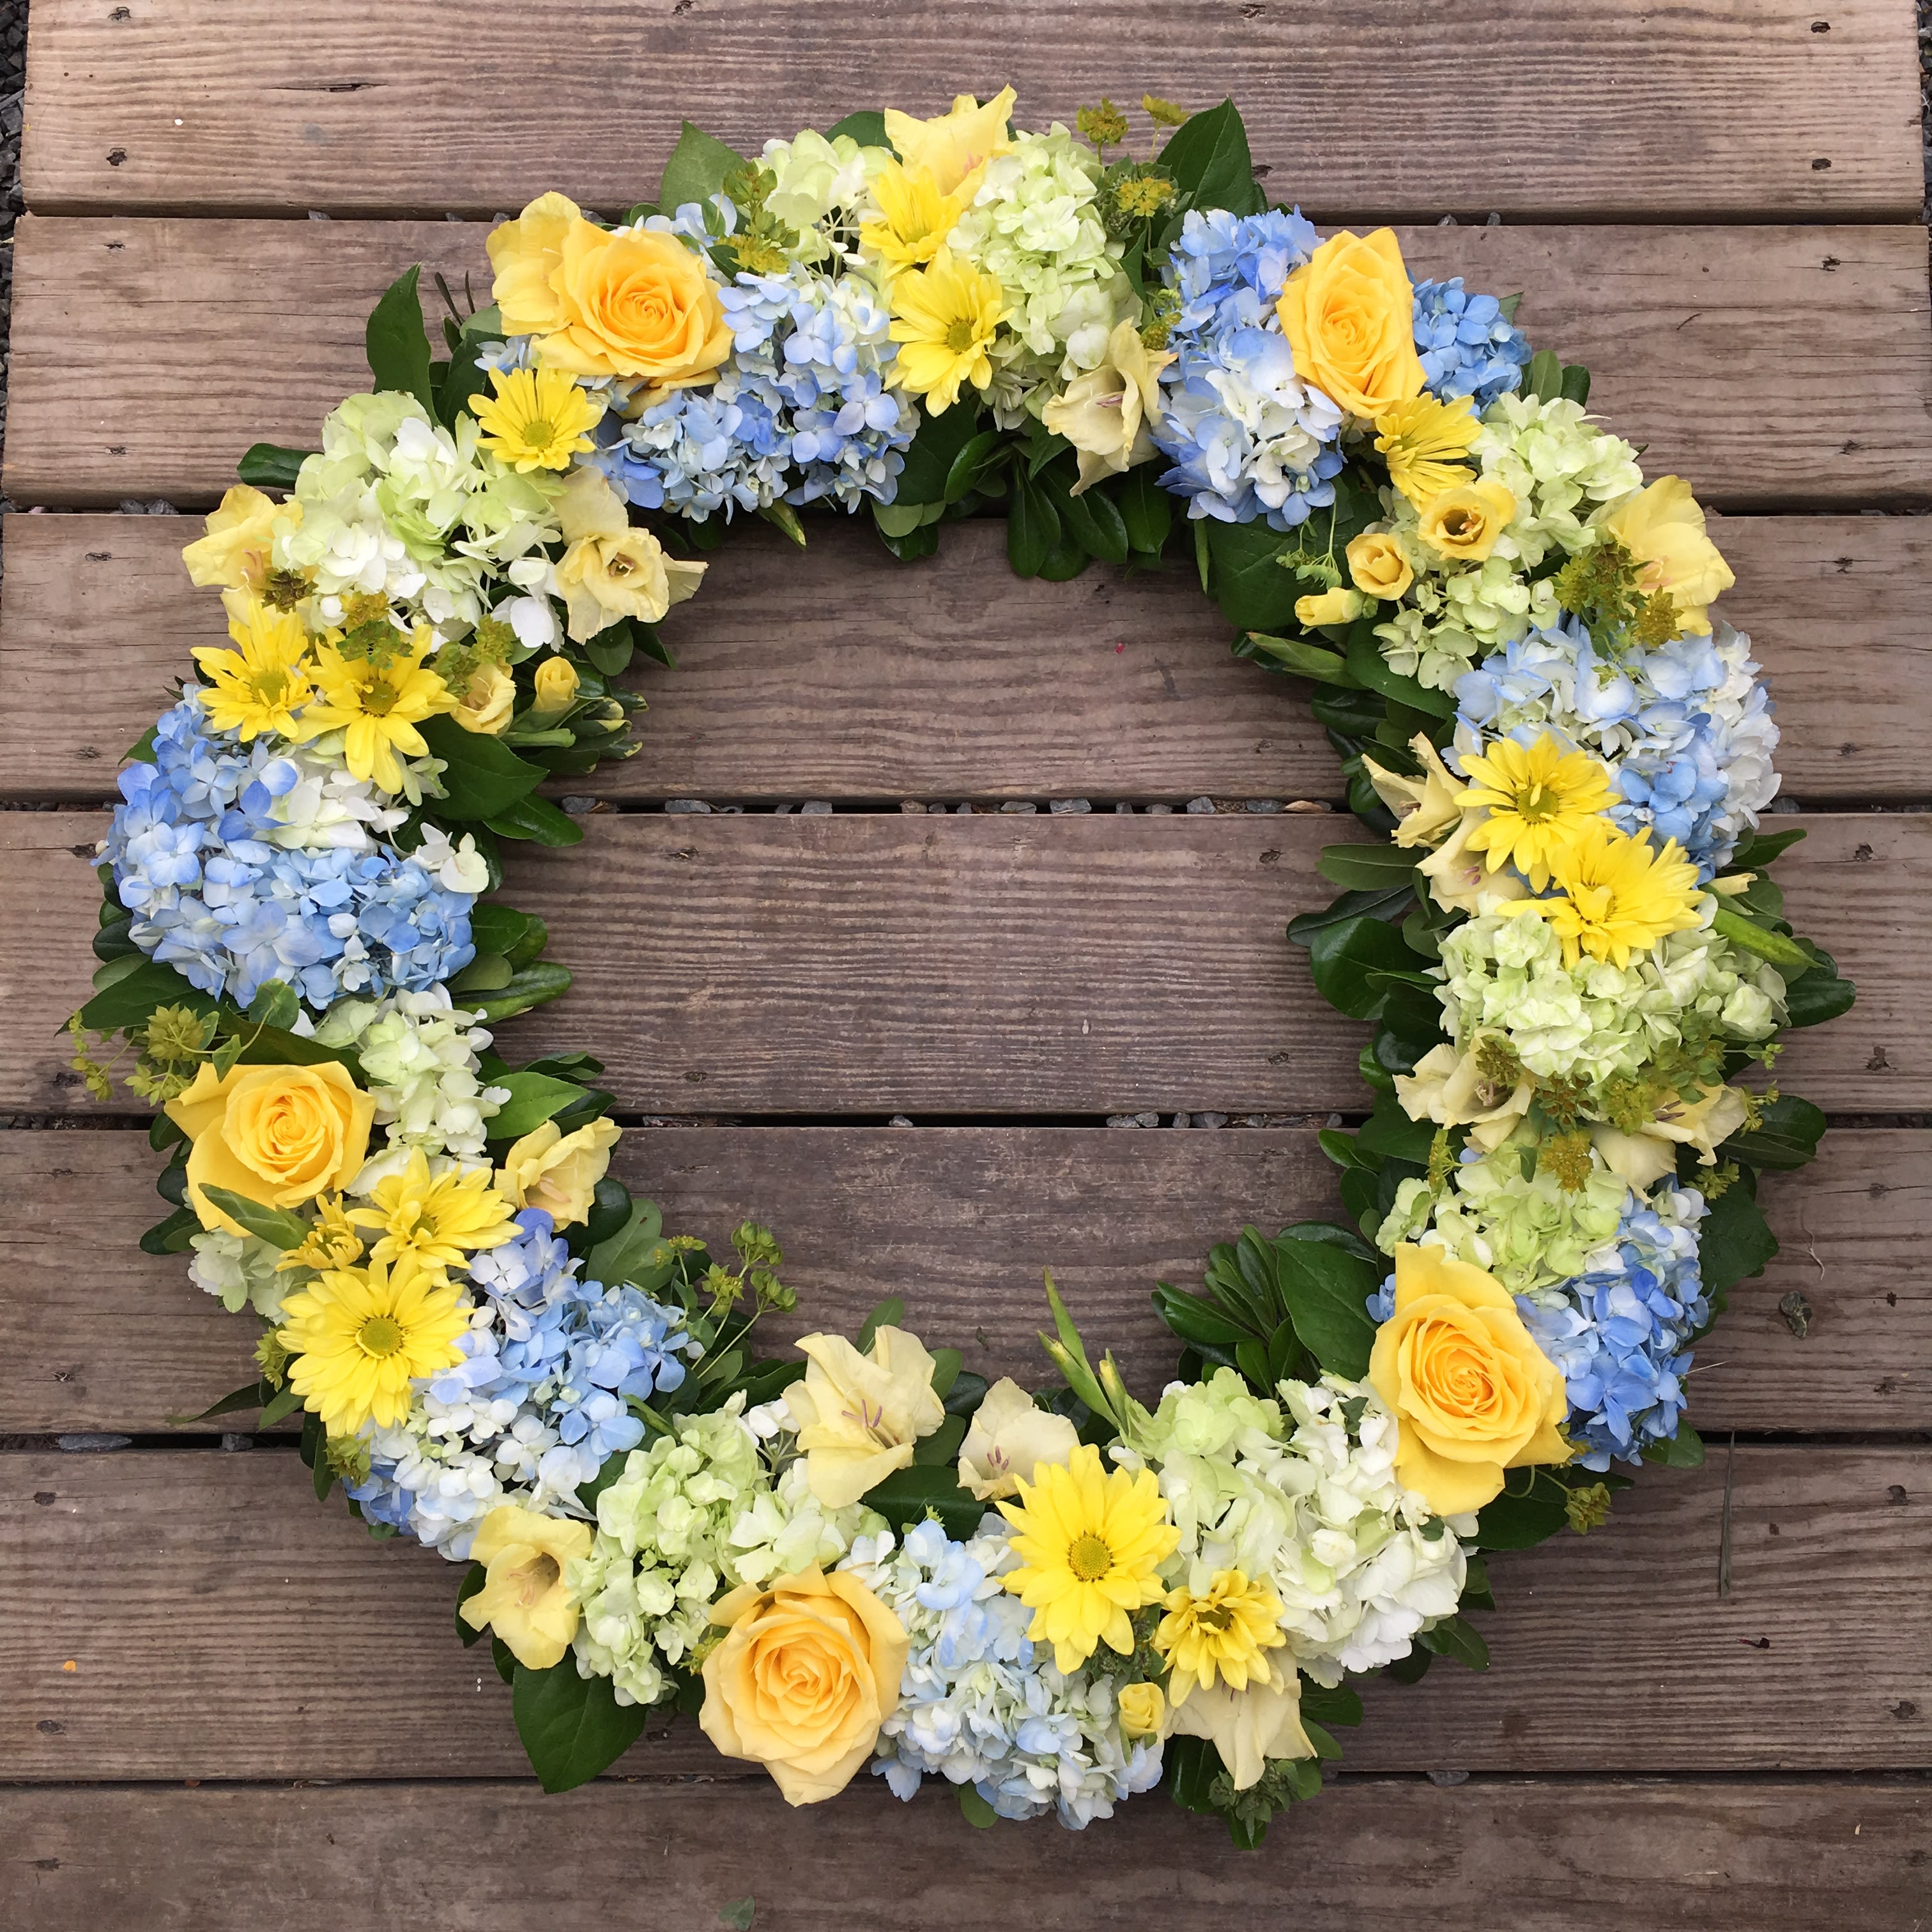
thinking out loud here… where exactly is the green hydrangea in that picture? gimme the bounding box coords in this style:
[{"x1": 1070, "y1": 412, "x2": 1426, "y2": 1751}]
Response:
[
  {"x1": 1137, "y1": 1366, "x2": 1284, "y2": 1463},
  {"x1": 567, "y1": 1400, "x2": 880, "y2": 1708},
  {"x1": 1379, "y1": 1138, "x2": 1630, "y2": 1293},
  {"x1": 187, "y1": 1228, "x2": 298, "y2": 1317},
  {"x1": 756, "y1": 131, "x2": 889, "y2": 263}
]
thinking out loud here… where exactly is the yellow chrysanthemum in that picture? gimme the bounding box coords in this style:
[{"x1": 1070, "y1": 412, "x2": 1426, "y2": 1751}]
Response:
[
  {"x1": 1155, "y1": 1568, "x2": 1288, "y2": 1698},
  {"x1": 886, "y1": 247, "x2": 1009, "y2": 415},
  {"x1": 1507, "y1": 819, "x2": 1705, "y2": 969},
  {"x1": 275, "y1": 1192, "x2": 364, "y2": 1274},
  {"x1": 1457, "y1": 732, "x2": 1618, "y2": 889},
  {"x1": 191, "y1": 595, "x2": 314, "y2": 742},
  {"x1": 346, "y1": 1149, "x2": 519, "y2": 1278},
  {"x1": 859, "y1": 160, "x2": 972, "y2": 275},
  {"x1": 468, "y1": 365, "x2": 604, "y2": 473},
  {"x1": 997, "y1": 1443, "x2": 1179, "y2": 1673},
  {"x1": 1373, "y1": 394, "x2": 1480, "y2": 508},
  {"x1": 294, "y1": 626, "x2": 456, "y2": 793},
  {"x1": 277, "y1": 1252, "x2": 470, "y2": 1436}
]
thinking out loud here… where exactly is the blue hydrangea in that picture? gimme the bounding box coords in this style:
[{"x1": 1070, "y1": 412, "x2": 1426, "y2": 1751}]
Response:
[
  {"x1": 1453, "y1": 615, "x2": 1781, "y2": 876},
  {"x1": 103, "y1": 694, "x2": 475, "y2": 1008},
  {"x1": 349, "y1": 1209, "x2": 698, "y2": 1549},
  {"x1": 591, "y1": 260, "x2": 914, "y2": 519},
  {"x1": 1515, "y1": 1183, "x2": 1710, "y2": 1469},
  {"x1": 1411, "y1": 277, "x2": 1531, "y2": 408},
  {"x1": 1149, "y1": 206, "x2": 1346, "y2": 529}
]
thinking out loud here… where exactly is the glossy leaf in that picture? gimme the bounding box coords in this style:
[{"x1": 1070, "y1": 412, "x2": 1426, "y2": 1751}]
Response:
[
  {"x1": 365, "y1": 265, "x2": 435, "y2": 413},
  {"x1": 657, "y1": 121, "x2": 746, "y2": 213},
  {"x1": 512, "y1": 1659, "x2": 652, "y2": 1793},
  {"x1": 197, "y1": 1186, "x2": 310, "y2": 1250}
]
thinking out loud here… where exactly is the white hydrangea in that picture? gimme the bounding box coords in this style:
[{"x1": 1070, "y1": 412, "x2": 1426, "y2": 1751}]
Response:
[
  {"x1": 188, "y1": 1229, "x2": 296, "y2": 1317},
  {"x1": 310, "y1": 987, "x2": 509, "y2": 1170},
  {"x1": 355, "y1": 1411, "x2": 562, "y2": 1559}
]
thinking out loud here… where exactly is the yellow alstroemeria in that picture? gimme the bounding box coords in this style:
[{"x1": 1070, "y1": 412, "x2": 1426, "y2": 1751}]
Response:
[
  {"x1": 345, "y1": 1148, "x2": 519, "y2": 1278},
  {"x1": 192, "y1": 593, "x2": 314, "y2": 742},
  {"x1": 886, "y1": 247, "x2": 1009, "y2": 414},
  {"x1": 1360, "y1": 731, "x2": 1467, "y2": 849},
  {"x1": 880, "y1": 87, "x2": 1016, "y2": 198},
  {"x1": 781, "y1": 1325, "x2": 947, "y2": 1510},
  {"x1": 859, "y1": 158, "x2": 973, "y2": 274},
  {"x1": 1598, "y1": 475, "x2": 1735, "y2": 636},
  {"x1": 293, "y1": 626, "x2": 457, "y2": 793},
  {"x1": 181, "y1": 484, "x2": 299, "y2": 592}
]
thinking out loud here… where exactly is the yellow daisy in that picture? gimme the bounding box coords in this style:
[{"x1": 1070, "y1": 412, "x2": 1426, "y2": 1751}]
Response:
[
  {"x1": 277, "y1": 1252, "x2": 470, "y2": 1436},
  {"x1": 1508, "y1": 819, "x2": 1705, "y2": 969},
  {"x1": 346, "y1": 1149, "x2": 520, "y2": 1278},
  {"x1": 887, "y1": 247, "x2": 1009, "y2": 415},
  {"x1": 468, "y1": 365, "x2": 604, "y2": 473},
  {"x1": 1373, "y1": 394, "x2": 1480, "y2": 508},
  {"x1": 191, "y1": 595, "x2": 314, "y2": 742},
  {"x1": 275, "y1": 1192, "x2": 364, "y2": 1275},
  {"x1": 1457, "y1": 732, "x2": 1618, "y2": 888},
  {"x1": 1155, "y1": 1568, "x2": 1288, "y2": 1698},
  {"x1": 859, "y1": 160, "x2": 972, "y2": 275},
  {"x1": 998, "y1": 1443, "x2": 1179, "y2": 1673},
  {"x1": 294, "y1": 625, "x2": 456, "y2": 793}
]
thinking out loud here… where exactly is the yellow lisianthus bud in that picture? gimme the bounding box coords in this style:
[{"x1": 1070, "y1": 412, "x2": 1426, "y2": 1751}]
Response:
[
  {"x1": 1416, "y1": 479, "x2": 1518, "y2": 563},
  {"x1": 530, "y1": 657, "x2": 581, "y2": 718},
  {"x1": 1294, "y1": 586, "x2": 1368, "y2": 628},
  {"x1": 1346, "y1": 530, "x2": 1414, "y2": 601},
  {"x1": 1117, "y1": 1681, "x2": 1165, "y2": 1740}
]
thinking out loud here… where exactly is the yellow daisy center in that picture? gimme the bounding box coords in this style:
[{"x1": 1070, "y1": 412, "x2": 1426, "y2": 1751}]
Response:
[
  {"x1": 357, "y1": 1313, "x2": 405, "y2": 1358},
  {"x1": 360, "y1": 677, "x2": 399, "y2": 717},
  {"x1": 1066, "y1": 1531, "x2": 1114, "y2": 1582},
  {"x1": 945, "y1": 316, "x2": 981, "y2": 353},
  {"x1": 519, "y1": 416, "x2": 556, "y2": 450}
]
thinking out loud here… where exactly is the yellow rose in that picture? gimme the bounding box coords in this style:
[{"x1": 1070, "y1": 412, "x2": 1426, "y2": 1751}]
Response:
[
  {"x1": 1393, "y1": 1038, "x2": 1535, "y2": 1153},
  {"x1": 881, "y1": 86, "x2": 1016, "y2": 197},
  {"x1": 458, "y1": 1504, "x2": 592, "y2": 1670},
  {"x1": 1346, "y1": 529, "x2": 1414, "y2": 601},
  {"x1": 1295, "y1": 586, "x2": 1368, "y2": 628},
  {"x1": 1598, "y1": 476, "x2": 1735, "y2": 636},
  {"x1": 496, "y1": 1117, "x2": 622, "y2": 1228},
  {"x1": 1416, "y1": 479, "x2": 1518, "y2": 563},
  {"x1": 452, "y1": 660, "x2": 516, "y2": 735},
  {"x1": 530, "y1": 657, "x2": 580, "y2": 718},
  {"x1": 1276, "y1": 228, "x2": 1425, "y2": 420},
  {"x1": 1039, "y1": 319, "x2": 1173, "y2": 496},
  {"x1": 181, "y1": 485, "x2": 298, "y2": 592},
  {"x1": 699, "y1": 1567, "x2": 909, "y2": 1805},
  {"x1": 956, "y1": 1375, "x2": 1080, "y2": 1501},
  {"x1": 554, "y1": 469, "x2": 707, "y2": 643},
  {"x1": 1361, "y1": 732, "x2": 1466, "y2": 848},
  {"x1": 165, "y1": 1061, "x2": 376, "y2": 1235},
  {"x1": 1367, "y1": 1243, "x2": 1573, "y2": 1516},
  {"x1": 1117, "y1": 1680, "x2": 1165, "y2": 1740},
  {"x1": 783, "y1": 1325, "x2": 947, "y2": 1508}
]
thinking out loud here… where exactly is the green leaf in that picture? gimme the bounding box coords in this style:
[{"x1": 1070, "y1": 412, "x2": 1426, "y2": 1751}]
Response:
[
  {"x1": 957, "y1": 1784, "x2": 998, "y2": 1829},
  {"x1": 1416, "y1": 1614, "x2": 1489, "y2": 1670},
  {"x1": 1344, "y1": 621, "x2": 1454, "y2": 717},
  {"x1": 1046, "y1": 468, "x2": 1129, "y2": 566},
  {"x1": 245, "y1": 979, "x2": 302, "y2": 1031},
  {"x1": 1305, "y1": 914, "x2": 1418, "y2": 1021},
  {"x1": 1697, "y1": 1176, "x2": 1778, "y2": 1296},
  {"x1": 75, "y1": 958, "x2": 215, "y2": 1034},
  {"x1": 456, "y1": 1562, "x2": 487, "y2": 1646},
  {"x1": 895, "y1": 397, "x2": 983, "y2": 503},
  {"x1": 826, "y1": 109, "x2": 889, "y2": 148},
  {"x1": 859, "y1": 1464, "x2": 982, "y2": 1540},
  {"x1": 583, "y1": 622, "x2": 635, "y2": 677},
  {"x1": 1240, "y1": 632, "x2": 1357, "y2": 684},
  {"x1": 912, "y1": 1412, "x2": 969, "y2": 1466},
  {"x1": 1007, "y1": 470, "x2": 1059, "y2": 578},
  {"x1": 236, "y1": 443, "x2": 313, "y2": 491},
  {"x1": 1784, "y1": 960, "x2": 1855, "y2": 1029},
  {"x1": 484, "y1": 794, "x2": 585, "y2": 847},
  {"x1": 1157, "y1": 98, "x2": 1263, "y2": 216},
  {"x1": 1201, "y1": 519, "x2": 1298, "y2": 632},
  {"x1": 657, "y1": 121, "x2": 747, "y2": 214},
  {"x1": 1728, "y1": 825, "x2": 1808, "y2": 871},
  {"x1": 1642, "y1": 1422, "x2": 1705, "y2": 1469},
  {"x1": 1287, "y1": 885, "x2": 1414, "y2": 946},
  {"x1": 469, "y1": 903, "x2": 549, "y2": 970},
  {"x1": 1722, "y1": 1094, "x2": 1827, "y2": 1172},
  {"x1": 1476, "y1": 1476, "x2": 1571, "y2": 1550},
  {"x1": 487, "y1": 1069, "x2": 592, "y2": 1141},
  {"x1": 165, "y1": 1377, "x2": 273, "y2": 1427},
  {"x1": 365, "y1": 265, "x2": 435, "y2": 413},
  {"x1": 512, "y1": 1659, "x2": 652, "y2": 1793},
  {"x1": 417, "y1": 714, "x2": 544, "y2": 820},
  {"x1": 1317, "y1": 841, "x2": 1419, "y2": 891},
  {"x1": 1298, "y1": 1680, "x2": 1363, "y2": 1729},
  {"x1": 1559, "y1": 362, "x2": 1592, "y2": 406},
  {"x1": 139, "y1": 1206, "x2": 201, "y2": 1256},
  {"x1": 1117, "y1": 464, "x2": 1172, "y2": 555},
  {"x1": 258, "y1": 1386, "x2": 303, "y2": 1429},
  {"x1": 1522, "y1": 348, "x2": 1564, "y2": 403},
  {"x1": 718, "y1": 1901, "x2": 758, "y2": 1932},
  {"x1": 1355, "y1": 1088, "x2": 1438, "y2": 1165},
  {"x1": 450, "y1": 951, "x2": 513, "y2": 995},
  {"x1": 584, "y1": 1198, "x2": 667, "y2": 1290},
  {"x1": 943, "y1": 429, "x2": 1004, "y2": 505},
  {"x1": 1152, "y1": 1284, "x2": 1254, "y2": 1349},
  {"x1": 855, "y1": 1298, "x2": 904, "y2": 1353},
  {"x1": 1272, "y1": 1237, "x2": 1378, "y2": 1381},
  {"x1": 1710, "y1": 905, "x2": 1814, "y2": 972},
  {"x1": 942, "y1": 1368, "x2": 990, "y2": 1420},
  {"x1": 927, "y1": 1347, "x2": 962, "y2": 1402},
  {"x1": 466, "y1": 963, "x2": 573, "y2": 1025},
  {"x1": 198, "y1": 1186, "x2": 310, "y2": 1250}
]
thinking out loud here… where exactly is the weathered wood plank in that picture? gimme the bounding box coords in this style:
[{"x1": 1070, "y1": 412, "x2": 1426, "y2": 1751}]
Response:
[
  {"x1": 7, "y1": 218, "x2": 1931, "y2": 510},
  {"x1": 4, "y1": 1777, "x2": 1926, "y2": 1932},
  {"x1": 3, "y1": 1127, "x2": 1922, "y2": 1437},
  {"x1": 2, "y1": 1446, "x2": 1923, "y2": 1778},
  {"x1": 21, "y1": 0, "x2": 1924, "y2": 221},
  {"x1": 8, "y1": 811, "x2": 1926, "y2": 1115},
  {"x1": 3, "y1": 512, "x2": 1926, "y2": 804}
]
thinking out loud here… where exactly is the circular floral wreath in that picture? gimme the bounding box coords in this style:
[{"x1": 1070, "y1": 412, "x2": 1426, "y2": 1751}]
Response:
[{"x1": 70, "y1": 91, "x2": 1854, "y2": 1839}]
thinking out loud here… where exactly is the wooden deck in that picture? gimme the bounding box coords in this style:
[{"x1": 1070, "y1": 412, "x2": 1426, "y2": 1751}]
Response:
[{"x1": 2, "y1": 4, "x2": 1928, "y2": 1926}]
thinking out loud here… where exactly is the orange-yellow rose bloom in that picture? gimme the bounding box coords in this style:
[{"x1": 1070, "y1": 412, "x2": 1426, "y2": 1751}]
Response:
[
  {"x1": 165, "y1": 1061, "x2": 376, "y2": 1235},
  {"x1": 699, "y1": 1567, "x2": 909, "y2": 1806},
  {"x1": 487, "y1": 190, "x2": 732, "y2": 395},
  {"x1": 1367, "y1": 1243, "x2": 1574, "y2": 1515},
  {"x1": 1276, "y1": 227, "x2": 1425, "y2": 420}
]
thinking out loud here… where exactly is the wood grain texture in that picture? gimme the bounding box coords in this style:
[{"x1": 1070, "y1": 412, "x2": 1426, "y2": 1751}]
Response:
[
  {"x1": 20, "y1": 0, "x2": 1924, "y2": 220},
  {"x1": 3, "y1": 1126, "x2": 1922, "y2": 1436},
  {"x1": 7, "y1": 218, "x2": 1931, "y2": 510},
  {"x1": 9, "y1": 809, "x2": 1926, "y2": 1115},
  {"x1": 4, "y1": 1777, "x2": 1928, "y2": 1932},
  {"x1": 3, "y1": 512, "x2": 1927, "y2": 804},
  {"x1": 3, "y1": 1446, "x2": 1924, "y2": 1779}
]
